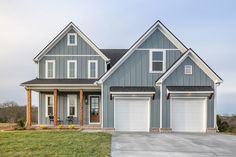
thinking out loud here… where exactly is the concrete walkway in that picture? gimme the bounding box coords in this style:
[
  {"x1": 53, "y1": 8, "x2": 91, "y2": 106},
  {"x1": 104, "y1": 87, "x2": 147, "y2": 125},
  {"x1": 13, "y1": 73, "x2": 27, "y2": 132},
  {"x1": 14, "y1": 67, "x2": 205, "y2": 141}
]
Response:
[{"x1": 111, "y1": 132, "x2": 236, "y2": 157}]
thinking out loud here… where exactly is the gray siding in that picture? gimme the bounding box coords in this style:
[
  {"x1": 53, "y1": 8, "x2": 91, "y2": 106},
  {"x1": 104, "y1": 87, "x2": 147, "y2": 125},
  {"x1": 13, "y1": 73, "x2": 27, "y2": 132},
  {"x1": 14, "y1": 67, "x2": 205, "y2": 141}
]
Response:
[
  {"x1": 39, "y1": 92, "x2": 101, "y2": 125},
  {"x1": 138, "y1": 29, "x2": 177, "y2": 49},
  {"x1": 103, "y1": 49, "x2": 181, "y2": 128},
  {"x1": 38, "y1": 29, "x2": 106, "y2": 79},
  {"x1": 162, "y1": 57, "x2": 215, "y2": 128}
]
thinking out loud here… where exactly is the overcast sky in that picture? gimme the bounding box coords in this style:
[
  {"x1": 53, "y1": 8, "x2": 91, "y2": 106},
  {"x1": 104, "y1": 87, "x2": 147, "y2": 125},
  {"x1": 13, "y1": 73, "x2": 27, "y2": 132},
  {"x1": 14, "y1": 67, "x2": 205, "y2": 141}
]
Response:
[{"x1": 0, "y1": 0, "x2": 235, "y2": 114}]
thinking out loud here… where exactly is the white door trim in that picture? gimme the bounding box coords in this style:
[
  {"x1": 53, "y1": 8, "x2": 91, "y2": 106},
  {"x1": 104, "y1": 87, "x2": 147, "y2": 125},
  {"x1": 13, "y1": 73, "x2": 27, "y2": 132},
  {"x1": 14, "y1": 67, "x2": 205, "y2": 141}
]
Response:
[
  {"x1": 170, "y1": 97, "x2": 207, "y2": 132},
  {"x1": 88, "y1": 95, "x2": 101, "y2": 124},
  {"x1": 114, "y1": 96, "x2": 151, "y2": 132}
]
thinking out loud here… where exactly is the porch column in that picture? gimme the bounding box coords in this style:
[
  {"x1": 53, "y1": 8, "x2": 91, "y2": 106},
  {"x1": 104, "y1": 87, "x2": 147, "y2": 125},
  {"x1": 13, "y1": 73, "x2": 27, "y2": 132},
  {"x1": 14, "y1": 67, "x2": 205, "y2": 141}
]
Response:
[
  {"x1": 80, "y1": 89, "x2": 84, "y2": 126},
  {"x1": 26, "y1": 88, "x2": 32, "y2": 128},
  {"x1": 53, "y1": 89, "x2": 58, "y2": 127}
]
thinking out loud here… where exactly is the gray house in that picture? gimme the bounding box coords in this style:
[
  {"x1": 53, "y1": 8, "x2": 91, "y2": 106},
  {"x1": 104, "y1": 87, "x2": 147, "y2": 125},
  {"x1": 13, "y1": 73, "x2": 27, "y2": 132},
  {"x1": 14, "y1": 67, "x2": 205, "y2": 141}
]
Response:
[{"x1": 22, "y1": 21, "x2": 223, "y2": 132}]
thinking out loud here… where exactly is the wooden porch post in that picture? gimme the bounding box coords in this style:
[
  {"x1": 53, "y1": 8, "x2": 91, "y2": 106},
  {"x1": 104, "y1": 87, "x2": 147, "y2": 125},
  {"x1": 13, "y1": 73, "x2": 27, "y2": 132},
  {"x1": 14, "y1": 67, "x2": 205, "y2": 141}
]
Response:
[
  {"x1": 53, "y1": 89, "x2": 58, "y2": 127},
  {"x1": 27, "y1": 89, "x2": 32, "y2": 128},
  {"x1": 80, "y1": 89, "x2": 84, "y2": 126}
]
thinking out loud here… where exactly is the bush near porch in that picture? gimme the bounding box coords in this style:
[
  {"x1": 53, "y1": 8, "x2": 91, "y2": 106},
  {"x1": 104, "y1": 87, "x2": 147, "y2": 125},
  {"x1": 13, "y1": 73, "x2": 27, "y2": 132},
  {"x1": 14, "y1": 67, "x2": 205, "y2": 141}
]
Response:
[{"x1": 0, "y1": 131, "x2": 111, "y2": 157}]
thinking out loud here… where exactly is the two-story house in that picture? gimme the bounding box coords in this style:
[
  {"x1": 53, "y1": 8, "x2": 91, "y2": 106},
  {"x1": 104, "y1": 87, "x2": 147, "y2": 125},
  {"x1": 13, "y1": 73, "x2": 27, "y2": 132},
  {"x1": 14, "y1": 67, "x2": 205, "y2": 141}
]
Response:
[{"x1": 21, "y1": 21, "x2": 223, "y2": 132}]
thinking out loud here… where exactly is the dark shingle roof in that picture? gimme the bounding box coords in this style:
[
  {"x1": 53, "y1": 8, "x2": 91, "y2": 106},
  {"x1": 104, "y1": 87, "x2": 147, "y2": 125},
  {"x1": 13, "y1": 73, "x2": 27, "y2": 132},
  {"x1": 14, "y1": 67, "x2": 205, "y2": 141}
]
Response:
[
  {"x1": 110, "y1": 86, "x2": 155, "y2": 92},
  {"x1": 100, "y1": 49, "x2": 128, "y2": 67},
  {"x1": 167, "y1": 86, "x2": 214, "y2": 91},
  {"x1": 21, "y1": 78, "x2": 97, "y2": 85}
]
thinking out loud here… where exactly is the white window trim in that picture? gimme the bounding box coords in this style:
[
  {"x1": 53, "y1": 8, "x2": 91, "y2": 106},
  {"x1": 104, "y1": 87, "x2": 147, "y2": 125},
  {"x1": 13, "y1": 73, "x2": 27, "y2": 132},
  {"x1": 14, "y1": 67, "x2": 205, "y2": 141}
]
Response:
[
  {"x1": 88, "y1": 60, "x2": 98, "y2": 79},
  {"x1": 67, "y1": 94, "x2": 77, "y2": 117},
  {"x1": 67, "y1": 60, "x2": 77, "y2": 78},
  {"x1": 45, "y1": 95, "x2": 54, "y2": 117},
  {"x1": 184, "y1": 65, "x2": 193, "y2": 75},
  {"x1": 45, "y1": 60, "x2": 55, "y2": 78},
  {"x1": 149, "y1": 49, "x2": 166, "y2": 73},
  {"x1": 67, "y1": 33, "x2": 77, "y2": 46}
]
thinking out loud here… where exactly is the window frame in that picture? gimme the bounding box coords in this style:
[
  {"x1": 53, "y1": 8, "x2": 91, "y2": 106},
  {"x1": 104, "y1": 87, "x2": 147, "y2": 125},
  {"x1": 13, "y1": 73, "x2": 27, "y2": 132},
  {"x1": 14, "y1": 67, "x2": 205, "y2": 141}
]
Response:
[
  {"x1": 67, "y1": 33, "x2": 77, "y2": 46},
  {"x1": 45, "y1": 95, "x2": 54, "y2": 117},
  {"x1": 45, "y1": 60, "x2": 55, "y2": 78},
  {"x1": 88, "y1": 60, "x2": 98, "y2": 79},
  {"x1": 67, "y1": 94, "x2": 77, "y2": 117},
  {"x1": 149, "y1": 50, "x2": 166, "y2": 73},
  {"x1": 67, "y1": 60, "x2": 77, "y2": 78},
  {"x1": 184, "y1": 65, "x2": 193, "y2": 75}
]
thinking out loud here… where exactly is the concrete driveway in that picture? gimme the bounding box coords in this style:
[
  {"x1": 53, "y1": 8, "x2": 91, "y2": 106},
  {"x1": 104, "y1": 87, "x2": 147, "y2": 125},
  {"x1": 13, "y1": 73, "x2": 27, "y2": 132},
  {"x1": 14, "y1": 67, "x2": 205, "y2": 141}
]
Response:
[{"x1": 111, "y1": 132, "x2": 236, "y2": 157}]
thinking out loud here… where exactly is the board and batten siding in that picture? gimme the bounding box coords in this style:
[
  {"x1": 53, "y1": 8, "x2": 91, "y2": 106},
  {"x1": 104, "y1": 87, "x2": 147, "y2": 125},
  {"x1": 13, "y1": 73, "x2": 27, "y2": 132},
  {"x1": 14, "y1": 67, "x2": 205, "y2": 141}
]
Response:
[
  {"x1": 103, "y1": 28, "x2": 182, "y2": 129},
  {"x1": 39, "y1": 92, "x2": 101, "y2": 125},
  {"x1": 162, "y1": 57, "x2": 215, "y2": 129},
  {"x1": 38, "y1": 29, "x2": 106, "y2": 79}
]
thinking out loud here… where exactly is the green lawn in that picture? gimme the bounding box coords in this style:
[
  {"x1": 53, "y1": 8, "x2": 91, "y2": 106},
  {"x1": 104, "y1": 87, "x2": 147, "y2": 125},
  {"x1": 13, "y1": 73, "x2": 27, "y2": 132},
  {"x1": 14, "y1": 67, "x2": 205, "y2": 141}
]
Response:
[{"x1": 0, "y1": 131, "x2": 111, "y2": 157}]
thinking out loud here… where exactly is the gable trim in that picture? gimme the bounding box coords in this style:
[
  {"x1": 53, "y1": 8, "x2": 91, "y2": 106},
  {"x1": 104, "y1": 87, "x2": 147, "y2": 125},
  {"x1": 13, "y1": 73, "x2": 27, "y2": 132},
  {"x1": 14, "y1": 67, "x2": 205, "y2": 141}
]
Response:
[
  {"x1": 155, "y1": 49, "x2": 223, "y2": 85},
  {"x1": 98, "y1": 20, "x2": 188, "y2": 83},
  {"x1": 33, "y1": 22, "x2": 109, "y2": 62}
]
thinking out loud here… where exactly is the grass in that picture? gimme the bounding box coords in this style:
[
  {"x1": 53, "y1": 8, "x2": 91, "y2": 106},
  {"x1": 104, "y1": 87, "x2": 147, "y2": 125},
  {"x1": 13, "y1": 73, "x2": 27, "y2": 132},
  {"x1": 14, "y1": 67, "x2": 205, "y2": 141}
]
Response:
[{"x1": 0, "y1": 131, "x2": 111, "y2": 157}]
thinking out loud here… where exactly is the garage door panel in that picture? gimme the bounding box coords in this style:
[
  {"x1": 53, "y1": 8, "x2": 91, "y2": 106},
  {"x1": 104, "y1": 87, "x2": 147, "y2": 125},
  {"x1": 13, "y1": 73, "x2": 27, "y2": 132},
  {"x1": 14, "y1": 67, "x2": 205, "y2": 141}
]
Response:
[
  {"x1": 114, "y1": 98, "x2": 149, "y2": 132},
  {"x1": 172, "y1": 98, "x2": 206, "y2": 132}
]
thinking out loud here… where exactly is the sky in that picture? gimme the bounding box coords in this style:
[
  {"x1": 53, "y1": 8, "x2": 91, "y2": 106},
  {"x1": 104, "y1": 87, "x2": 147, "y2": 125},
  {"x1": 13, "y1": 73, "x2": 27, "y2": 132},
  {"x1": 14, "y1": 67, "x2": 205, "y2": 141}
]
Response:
[{"x1": 0, "y1": 0, "x2": 235, "y2": 114}]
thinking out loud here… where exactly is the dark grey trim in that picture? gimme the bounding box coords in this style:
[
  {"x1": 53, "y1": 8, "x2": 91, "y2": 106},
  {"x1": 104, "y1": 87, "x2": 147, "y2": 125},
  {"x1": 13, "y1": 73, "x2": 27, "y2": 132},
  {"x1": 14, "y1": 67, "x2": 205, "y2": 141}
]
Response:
[
  {"x1": 110, "y1": 86, "x2": 155, "y2": 92},
  {"x1": 167, "y1": 86, "x2": 214, "y2": 92}
]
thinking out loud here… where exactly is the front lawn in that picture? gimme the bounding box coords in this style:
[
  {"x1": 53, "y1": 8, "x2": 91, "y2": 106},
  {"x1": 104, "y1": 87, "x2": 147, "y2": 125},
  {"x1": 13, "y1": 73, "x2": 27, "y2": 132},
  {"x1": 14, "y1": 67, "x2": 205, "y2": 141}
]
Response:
[{"x1": 0, "y1": 131, "x2": 111, "y2": 157}]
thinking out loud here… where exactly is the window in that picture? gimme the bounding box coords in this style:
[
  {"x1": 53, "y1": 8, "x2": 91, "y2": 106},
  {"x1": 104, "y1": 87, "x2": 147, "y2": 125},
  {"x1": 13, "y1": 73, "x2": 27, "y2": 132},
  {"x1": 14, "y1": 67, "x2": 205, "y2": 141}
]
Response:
[
  {"x1": 185, "y1": 65, "x2": 192, "y2": 75},
  {"x1": 67, "y1": 60, "x2": 77, "y2": 78},
  {"x1": 149, "y1": 50, "x2": 165, "y2": 73},
  {"x1": 45, "y1": 95, "x2": 54, "y2": 117},
  {"x1": 45, "y1": 60, "x2": 55, "y2": 78},
  {"x1": 67, "y1": 95, "x2": 77, "y2": 117},
  {"x1": 88, "y1": 60, "x2": 98, "y2": 78},
  {"x1": 67, "y1": 33, "x2": 77, "y2": 46}
]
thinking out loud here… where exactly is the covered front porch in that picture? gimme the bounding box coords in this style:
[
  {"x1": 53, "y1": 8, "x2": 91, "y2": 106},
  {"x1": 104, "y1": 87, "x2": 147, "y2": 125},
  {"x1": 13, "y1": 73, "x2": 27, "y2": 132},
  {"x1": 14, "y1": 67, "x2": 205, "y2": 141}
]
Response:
[{"x1": 23, "y1": 79, "x2": 102, "y2": 128}]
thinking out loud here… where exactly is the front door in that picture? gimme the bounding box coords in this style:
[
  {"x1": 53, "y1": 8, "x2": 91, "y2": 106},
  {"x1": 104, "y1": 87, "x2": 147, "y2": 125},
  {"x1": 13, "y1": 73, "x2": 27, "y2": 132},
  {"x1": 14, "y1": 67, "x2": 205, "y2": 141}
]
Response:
[{"x1": 89, "y1": 96, "x2": 100, "y2": 123}]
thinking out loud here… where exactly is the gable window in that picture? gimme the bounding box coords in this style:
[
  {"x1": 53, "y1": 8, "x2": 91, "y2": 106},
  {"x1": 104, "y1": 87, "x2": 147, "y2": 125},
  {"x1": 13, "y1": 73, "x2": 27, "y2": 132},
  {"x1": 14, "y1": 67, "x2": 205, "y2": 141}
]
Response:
[
  {"x1": 45, "y1": 95, "x2": 54, "y2": 117},
  {"x1": 67, "y1": 95, "x2": 77, "y2": 117},
  {"x1": 67, "y1": 60, "x2": 77, "y2": 78},
  {"x1": 185, "y1": 65, "x2": 192, "y2": 75},
  {"x1": 45, "y1": 60, "x2": 55, "y2": 78},
  {"x1": 67, "y1": 33, "x2": 77, "y2": 46},
  {"x1": 88, "y1": 60, "x2": 98, "y2": 79},
  {"x1": 149, "y1": 50, "x2": 166, "y2": 73}
]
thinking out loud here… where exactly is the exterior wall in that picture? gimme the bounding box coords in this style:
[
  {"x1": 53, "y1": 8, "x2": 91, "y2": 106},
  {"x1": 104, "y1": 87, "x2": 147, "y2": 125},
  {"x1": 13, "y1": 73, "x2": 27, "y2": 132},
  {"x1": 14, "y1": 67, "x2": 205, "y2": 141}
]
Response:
[
  {"x1": 162, "y1": 57, "x2": 215, "y2": 129},
  {"x1": 38, "y1": 91, "x2": 101, "y2": 125},
  {"x1": 103, "y1": 28, "x2": 182, "y2": 128},
  {"x1": 38, "y1": 29, "x2": 106, "y2": 79}
]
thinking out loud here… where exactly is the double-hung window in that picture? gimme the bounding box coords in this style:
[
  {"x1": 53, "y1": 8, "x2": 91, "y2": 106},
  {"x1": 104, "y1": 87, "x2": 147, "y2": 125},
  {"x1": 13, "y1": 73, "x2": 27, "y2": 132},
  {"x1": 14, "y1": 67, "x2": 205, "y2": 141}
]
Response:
[
  {"x1": 67, "y1": 95, "x2": 77, "y2": 117},
  {"x1": 88, "y1": 60, "x2": 98, "y2": 79},
  {"x1": 45, "y1": 95, "x2": 54, "y2": 117},
  {"x1": 150, "y1": 50, "x2": 165, "y2": 73},
  {"x1": 67, "y1": 33, "x2": 77, "y2": 46},
  {"x1": 67, "y1": 60, "x2": 77, "y2": 78},
  {"x1": 45, "y1": 60, "x2": 55, "y2": 78}
]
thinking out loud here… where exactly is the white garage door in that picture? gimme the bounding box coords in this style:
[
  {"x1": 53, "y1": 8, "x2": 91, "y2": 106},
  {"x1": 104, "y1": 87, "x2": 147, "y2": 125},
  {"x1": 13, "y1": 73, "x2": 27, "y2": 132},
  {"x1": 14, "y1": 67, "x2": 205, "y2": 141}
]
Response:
[
  {"x1": 171, "y1": 98, "x2": 206, "y2": 132},
  {"x1": 114, "y1": 98, "x2": 150, "y2": 132}
]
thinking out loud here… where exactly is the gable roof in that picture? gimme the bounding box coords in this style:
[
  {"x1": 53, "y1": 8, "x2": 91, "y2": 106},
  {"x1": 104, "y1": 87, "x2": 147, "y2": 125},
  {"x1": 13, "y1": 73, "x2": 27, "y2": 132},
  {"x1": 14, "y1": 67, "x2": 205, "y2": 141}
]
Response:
[
  {"x1": 155, "y1": 49, "x2": 223, "y2": 85},
  {"x1": 100, "y1": 49, "x2": 128, "y2": 67},
  {"x1": 98, "y1": 20, "x2": 188, "y2": 83},
  {"x1": 33, "y1": 22, "x2": 109, "y2": 62}
]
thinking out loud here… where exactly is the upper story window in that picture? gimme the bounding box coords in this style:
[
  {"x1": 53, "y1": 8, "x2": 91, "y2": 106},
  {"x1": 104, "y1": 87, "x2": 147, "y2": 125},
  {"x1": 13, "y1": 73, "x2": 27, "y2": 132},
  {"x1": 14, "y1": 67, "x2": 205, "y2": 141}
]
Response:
[
  {"x1": 45, "y1": 95, "x2": 54, "y2": 117},
  {"x1": 67, "y1": 60, "x2": 77, "y2": 78},
  {"x1": 67, "y1": 33, "x2": 77, "y2": 46},
  {"x1": 67, "y1": 94, "x2": 77, "y2": 117},
  {"x1": 88, "y1": 60, "x2": 98, "y2": 79},
  {"x1": 45, "y1": 60, "x2": 55, "y2": 78},
  {"x1": 149, "y1": 50, "x2": 166, "y2": 73},
  {"x1": 185, "y1": 65, "x2": 192, "y2": 75}
]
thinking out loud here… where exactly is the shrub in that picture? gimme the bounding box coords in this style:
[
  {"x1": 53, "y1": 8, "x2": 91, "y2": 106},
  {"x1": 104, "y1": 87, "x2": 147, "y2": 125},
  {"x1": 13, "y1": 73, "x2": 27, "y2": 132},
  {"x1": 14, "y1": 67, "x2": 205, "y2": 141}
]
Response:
[
  {"x1": 217, "y1": 115, "x2": 229, "y2": 132},
  {"x1": 58, "y1": 125, "x2": 63, "y2": 129},
  {"x1": 68, "y1": 125, "x2": 75, "y2": 129},
  {"x1": 17, "y1": 119, "x2": 25, "y2": 128}
]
